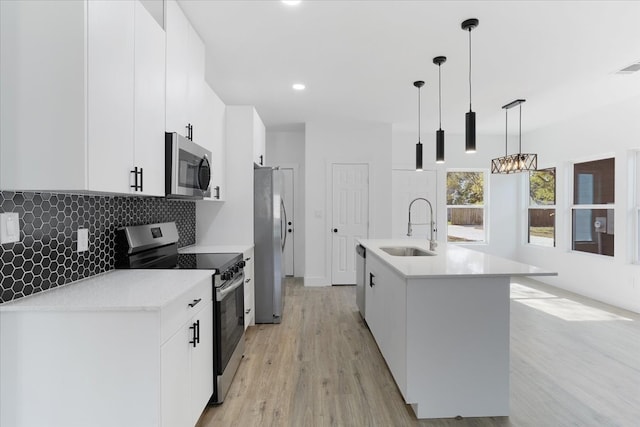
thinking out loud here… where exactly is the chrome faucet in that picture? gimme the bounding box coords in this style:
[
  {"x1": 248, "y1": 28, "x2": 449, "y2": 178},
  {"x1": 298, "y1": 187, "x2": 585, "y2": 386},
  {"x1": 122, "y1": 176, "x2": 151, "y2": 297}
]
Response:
[{"x1": 407, "y1": 197, "x2": 437, "y2": 251}]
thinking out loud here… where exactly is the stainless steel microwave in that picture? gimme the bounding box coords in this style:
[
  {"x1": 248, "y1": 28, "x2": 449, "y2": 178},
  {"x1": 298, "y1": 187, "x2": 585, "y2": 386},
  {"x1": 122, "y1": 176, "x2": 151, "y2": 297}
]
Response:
[{"x1": 165, "y1": 132, "x2": 212, "y2": 199}]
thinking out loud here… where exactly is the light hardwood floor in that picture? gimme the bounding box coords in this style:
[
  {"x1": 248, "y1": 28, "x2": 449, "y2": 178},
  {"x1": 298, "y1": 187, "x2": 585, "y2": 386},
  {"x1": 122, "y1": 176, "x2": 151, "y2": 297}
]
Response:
[{"x1": 197, "y1": 277, "x2": 640, "y2": 427}]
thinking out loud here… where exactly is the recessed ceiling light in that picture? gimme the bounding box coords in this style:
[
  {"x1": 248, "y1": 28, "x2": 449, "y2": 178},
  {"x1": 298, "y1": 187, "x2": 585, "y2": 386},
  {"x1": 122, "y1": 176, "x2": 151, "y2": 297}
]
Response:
[
  {"x1": 282, "y1": 1, "x2": 301, "y2": 5},
  {"x1": 292, "y1": 83, "x2": 306, "y2": 91}
]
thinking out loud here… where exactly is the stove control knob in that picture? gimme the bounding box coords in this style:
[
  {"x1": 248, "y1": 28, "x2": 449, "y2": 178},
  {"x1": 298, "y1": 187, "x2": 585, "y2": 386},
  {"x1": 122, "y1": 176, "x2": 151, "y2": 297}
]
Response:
[
  {"x1": 222, "y1": 271, "x2": 231, "y2": 281},
  {"x1": 238, "y1": 260, "x2": 246, "y2": 268},
  {"x1": 233, "y1": 265, "x2": 240, "y2": 273}
]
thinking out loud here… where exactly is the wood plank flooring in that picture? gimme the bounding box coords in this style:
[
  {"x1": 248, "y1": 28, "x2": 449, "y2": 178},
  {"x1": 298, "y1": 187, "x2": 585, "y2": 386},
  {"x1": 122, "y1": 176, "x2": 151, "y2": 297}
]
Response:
[{"x1": 197, "y1": 277, "x2": 640, "y2": 427}]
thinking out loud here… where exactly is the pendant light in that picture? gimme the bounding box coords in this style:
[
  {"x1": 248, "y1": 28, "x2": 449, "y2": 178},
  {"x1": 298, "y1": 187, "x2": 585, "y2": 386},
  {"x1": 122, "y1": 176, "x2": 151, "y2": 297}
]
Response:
[
  {"x1": 433, "y1": 56, "x2": 446, "y2": 164},
  {"x1": 461, "y1": 18, "x2": 479, "y2": 153},
  {"x1": 414, "y1": 80, "x2": 425, "y2": 171},
  {"x1": 491, "y1": 99, "x2": 538, "y2": 174}
]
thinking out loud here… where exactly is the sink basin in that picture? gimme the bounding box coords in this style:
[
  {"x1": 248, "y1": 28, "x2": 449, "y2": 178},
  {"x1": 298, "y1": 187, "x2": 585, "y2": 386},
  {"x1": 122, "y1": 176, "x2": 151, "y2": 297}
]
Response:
[{"x1": 380, "y1": 246, "x2": 435, "y2": 257}]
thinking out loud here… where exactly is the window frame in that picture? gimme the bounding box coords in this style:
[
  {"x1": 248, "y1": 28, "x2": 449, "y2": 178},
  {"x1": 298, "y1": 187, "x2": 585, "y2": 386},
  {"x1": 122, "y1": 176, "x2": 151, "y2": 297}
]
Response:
[
  {"x1": 568, "y1": 155, "x2": 616, "y2": 258},
  {"x1": 446, "y1": 168, "x2": 488, "y2": 244},
  {"x1": 527, "y1": 167, "x2": 557, "y2": 248}
]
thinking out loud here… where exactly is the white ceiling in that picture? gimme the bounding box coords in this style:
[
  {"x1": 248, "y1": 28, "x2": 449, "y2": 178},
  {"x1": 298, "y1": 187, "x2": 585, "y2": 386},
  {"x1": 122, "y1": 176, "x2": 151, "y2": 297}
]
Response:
[{"x1": 179, "y1": 0, "x2": 640, "y2": 135}]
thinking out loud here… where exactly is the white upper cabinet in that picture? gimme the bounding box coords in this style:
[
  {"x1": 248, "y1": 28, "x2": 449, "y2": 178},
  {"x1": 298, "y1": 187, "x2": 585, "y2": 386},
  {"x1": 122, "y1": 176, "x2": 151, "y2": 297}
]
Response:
[
  {"x1": 253, "y1": 110, "x2": 266, "y2": 166},
  {"x1": 200, "y1": 83, "x2": 226, "y2": 201},
  {"x1": 87, "y1": 0, "x2": 135, "y2": 194},
  {"x1": 165, "y1": 0, "x2": 206, "y2": 144},
  {"x1": 133, "y1": 0, "x2": 166, "y2": 197},
  {"x1": 0, "y1": 0, "x2": 165, "y2": 195}
]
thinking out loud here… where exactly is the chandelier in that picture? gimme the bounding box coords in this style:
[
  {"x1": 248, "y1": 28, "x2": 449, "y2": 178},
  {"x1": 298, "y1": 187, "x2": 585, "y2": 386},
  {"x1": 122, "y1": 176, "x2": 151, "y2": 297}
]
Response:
[{"x1": 491, "y1": 99, "x2": 537, "y2": 174}]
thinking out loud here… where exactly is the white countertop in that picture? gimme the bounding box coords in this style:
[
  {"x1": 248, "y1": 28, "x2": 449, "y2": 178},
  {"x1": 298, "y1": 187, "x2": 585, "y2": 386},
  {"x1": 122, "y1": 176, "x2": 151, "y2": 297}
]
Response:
[
  {"x1": 358, "y1": 239, "x2": 557, "y2": 279},
  {"x1": 179, "y1": 244, "x2": 253, "y2": 254},
  {"x1": 0, "y1": 269, "x2": 214, "y2": 312}
]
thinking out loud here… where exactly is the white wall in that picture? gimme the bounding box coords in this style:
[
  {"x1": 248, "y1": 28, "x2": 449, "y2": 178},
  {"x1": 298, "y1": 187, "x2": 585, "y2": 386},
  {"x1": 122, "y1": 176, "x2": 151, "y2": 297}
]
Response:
[
  {"x1": 197, "y1": 106, "x2": 257, "y2": 247},
  {"x1": 515, "y1": 95, "x2": 640, "y2": 313},
  {"x1": 391, "y1": 129, "x2": 519, "y2": 259},
  {"x1": 266, "y1": 128, "x2": 306, "y2": 277},
  {"x1": 304, "y1": 121, "x2": 392, "y2": 286}
]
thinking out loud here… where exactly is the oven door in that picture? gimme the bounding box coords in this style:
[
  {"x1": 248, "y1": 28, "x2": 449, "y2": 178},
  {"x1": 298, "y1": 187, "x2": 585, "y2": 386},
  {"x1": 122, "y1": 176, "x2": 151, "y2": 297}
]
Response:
[
  {"x1": 166, "y1": 132, "x2": 212, "y2": 198},
  {"x1": 214, "y1": 274, "x2": 245, "y2": 375}
]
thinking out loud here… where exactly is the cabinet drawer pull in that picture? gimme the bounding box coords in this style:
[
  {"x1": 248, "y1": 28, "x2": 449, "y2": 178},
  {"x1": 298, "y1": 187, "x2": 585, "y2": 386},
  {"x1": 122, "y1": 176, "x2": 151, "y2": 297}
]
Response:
[
  {"x1": 188, "y1": 298, "x2": 201, "y2": 308},
  {"x1": 244, "y1": 257, "x2": 251, "y2": 261},
  {"x1": 245, "y1": 278, "x2": 251, "y2": 284},
  {"x1": 369, "y1": 273, "x2": 375, "y2": 288},
  {"x1": 245, "y1": 308, "x2": 251, "y2": 314}
]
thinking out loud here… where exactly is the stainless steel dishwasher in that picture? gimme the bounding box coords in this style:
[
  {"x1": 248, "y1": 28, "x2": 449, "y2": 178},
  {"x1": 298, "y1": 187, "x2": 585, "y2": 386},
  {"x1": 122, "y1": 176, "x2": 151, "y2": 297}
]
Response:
[{"x1": 355, "y1": 244, "x2": 366, "y2": 318}]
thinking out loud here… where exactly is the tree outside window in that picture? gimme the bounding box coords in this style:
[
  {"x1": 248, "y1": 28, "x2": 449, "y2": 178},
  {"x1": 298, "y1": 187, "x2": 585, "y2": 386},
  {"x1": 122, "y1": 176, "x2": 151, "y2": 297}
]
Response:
[
  {"x1": 528, "y1": 168, "x2": 556, "y2": 247},
  {"x1": 446, "y1": 171, "x2": 486, "y2": 243}
]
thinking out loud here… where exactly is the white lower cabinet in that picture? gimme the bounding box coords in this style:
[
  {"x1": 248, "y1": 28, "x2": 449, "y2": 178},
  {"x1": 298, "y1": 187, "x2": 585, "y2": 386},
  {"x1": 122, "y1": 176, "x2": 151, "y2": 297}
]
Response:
[
  {"x1": 0, "y1": 277, "x2": 213, "y2": 427},
  {"x1": 243, "y1": 247, "x2": 255, "y2": 328},
  {"x1": 162, "y1": 298, "x2": 213, "y2": 427},
  {"x1": 364, "y1": 253, "x2": 408, "y2": 398}
]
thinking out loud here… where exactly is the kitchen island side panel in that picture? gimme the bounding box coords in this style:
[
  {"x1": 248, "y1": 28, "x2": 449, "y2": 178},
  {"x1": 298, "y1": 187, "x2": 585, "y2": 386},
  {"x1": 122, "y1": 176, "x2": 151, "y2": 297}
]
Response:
[{"x1": 406, "y1": 276, "x2": 510, "y2": 418}]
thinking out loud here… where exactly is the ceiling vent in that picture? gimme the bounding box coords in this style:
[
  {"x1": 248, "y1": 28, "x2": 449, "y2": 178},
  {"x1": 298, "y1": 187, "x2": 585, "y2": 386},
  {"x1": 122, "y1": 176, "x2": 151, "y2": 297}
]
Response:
[{"x1": 616, "y1": 61, "x2": 640, "y2": 74}]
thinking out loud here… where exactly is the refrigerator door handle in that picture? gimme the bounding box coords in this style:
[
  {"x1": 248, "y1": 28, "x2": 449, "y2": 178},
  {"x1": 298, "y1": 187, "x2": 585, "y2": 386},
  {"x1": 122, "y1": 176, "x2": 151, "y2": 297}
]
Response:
[{"x1": 280, "y1": 199, "x2": 288, "y2": 251}]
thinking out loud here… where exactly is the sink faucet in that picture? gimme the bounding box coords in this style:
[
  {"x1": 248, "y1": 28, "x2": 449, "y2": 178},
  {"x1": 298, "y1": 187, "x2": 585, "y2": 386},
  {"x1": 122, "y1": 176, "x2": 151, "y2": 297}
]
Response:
[{"x1": 407, "y1": 197, "x2": 437, "y2": 251}]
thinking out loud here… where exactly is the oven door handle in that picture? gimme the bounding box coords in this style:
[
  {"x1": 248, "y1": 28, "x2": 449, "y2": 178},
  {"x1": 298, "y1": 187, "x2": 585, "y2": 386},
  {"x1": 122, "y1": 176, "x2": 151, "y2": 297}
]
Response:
[{"x1": 216, "y1": 275, "x2": 244, "y2": 302}]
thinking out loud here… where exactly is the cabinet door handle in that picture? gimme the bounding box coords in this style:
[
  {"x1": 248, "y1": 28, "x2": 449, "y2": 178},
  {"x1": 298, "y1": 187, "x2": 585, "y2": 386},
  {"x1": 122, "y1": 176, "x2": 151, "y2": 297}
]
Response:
[
  {"x1": 245, "y1": 278, "x2": 251, "y2": 283},
  {"x1": 195, "y1": 319, "x2": 200, "y2": 344},
  {"x1": 188, "y1": 298, "x2": 201, "y2": 308},
  {"x1": 189, "y1": 322, "x2": 197, "y2": 347},
  {"x1": 245, "y1": 308, "x2": 251, "y2": 314},
  {"x1": 244, "y1": 257, "x2": 251, "y2": 261},
  {"x1": 259, "y1": 154, "x2": 263, "y2": 166},
  {"x1": 215, "y1": 186, "x2": 220, "y2": 199},
  {"x1": 369, "y1": 272, "x2": 375, "y2": 288},
  {"x1": 139, "y1": 167, "x2": 143, "y2": 192}
]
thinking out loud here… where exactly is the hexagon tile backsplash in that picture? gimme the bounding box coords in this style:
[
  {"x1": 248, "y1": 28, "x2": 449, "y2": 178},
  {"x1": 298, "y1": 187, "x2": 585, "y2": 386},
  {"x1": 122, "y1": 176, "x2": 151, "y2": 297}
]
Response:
[{"x1": 0, "y1": 191, "x2": 196, "y2": 303}]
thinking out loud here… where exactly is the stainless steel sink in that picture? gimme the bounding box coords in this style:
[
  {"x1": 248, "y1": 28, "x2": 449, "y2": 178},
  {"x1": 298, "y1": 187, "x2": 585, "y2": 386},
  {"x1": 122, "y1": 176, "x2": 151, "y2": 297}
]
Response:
[{"x1": 380, "y1": 246, "x2": 435, "y2": 257}]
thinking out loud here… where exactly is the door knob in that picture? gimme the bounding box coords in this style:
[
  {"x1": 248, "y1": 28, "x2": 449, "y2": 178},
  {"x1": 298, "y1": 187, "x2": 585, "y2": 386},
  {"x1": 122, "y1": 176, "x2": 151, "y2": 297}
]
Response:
[{"x1": 333, "y1": 228, "x2": 338, "y2": 233}]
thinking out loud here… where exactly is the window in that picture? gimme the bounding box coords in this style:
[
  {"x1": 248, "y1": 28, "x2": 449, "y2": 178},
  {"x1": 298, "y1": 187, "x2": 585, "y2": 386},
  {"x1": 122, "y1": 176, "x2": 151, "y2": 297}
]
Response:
[
  {"x1": 571, "y1": 157, "x2": 615, "y2": 257},
  {"x1": 446, "y1": 171, "x2": 486, "y2": 243},
  {"x1": 528, "y1": 168, "x2": 556, "y2": 247}
]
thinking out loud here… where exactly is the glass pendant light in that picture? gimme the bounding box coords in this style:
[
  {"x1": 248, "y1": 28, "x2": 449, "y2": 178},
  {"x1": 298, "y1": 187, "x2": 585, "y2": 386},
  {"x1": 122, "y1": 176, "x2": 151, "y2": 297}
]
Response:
[
  {"x1": 461, "y1": 18, "x2": 479, "y2": 153},
  {"x1": 414, "y1": 80, "x2": 425, "y2": 171},
  {"x1": 433, "y1": 56, "x2": 446, "y2": 163}
]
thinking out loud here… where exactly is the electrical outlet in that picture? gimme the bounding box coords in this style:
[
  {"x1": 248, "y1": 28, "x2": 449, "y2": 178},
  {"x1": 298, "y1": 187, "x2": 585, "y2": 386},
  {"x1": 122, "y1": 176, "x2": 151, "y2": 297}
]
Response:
[
  {"x1": 77, "y1": 228, "x2": 89, "y2": 253},
  {"x1": 0, "y1": 212, "x2": 20, "y2": 244}
]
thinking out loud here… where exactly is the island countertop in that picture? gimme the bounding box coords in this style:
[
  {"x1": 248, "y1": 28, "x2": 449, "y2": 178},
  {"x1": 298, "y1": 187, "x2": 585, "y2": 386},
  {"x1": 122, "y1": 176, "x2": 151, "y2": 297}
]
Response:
[{"x1": 358, "y1": 239, "x2": 557, "y2": 279}]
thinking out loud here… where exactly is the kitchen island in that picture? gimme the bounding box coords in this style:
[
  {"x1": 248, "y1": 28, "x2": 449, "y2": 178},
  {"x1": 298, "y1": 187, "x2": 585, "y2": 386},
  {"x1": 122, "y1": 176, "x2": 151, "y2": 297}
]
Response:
[{"x1": 357, "y1": 239, "x2": 556, "y2": 419}]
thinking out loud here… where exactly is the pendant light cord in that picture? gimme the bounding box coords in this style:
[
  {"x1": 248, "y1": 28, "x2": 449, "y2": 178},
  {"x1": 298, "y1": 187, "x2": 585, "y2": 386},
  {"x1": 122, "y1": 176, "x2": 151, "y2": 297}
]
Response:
[
  {"x1": 417, "y1": 86, "x2": 421, "y2": 142},
  {"x1": 518, "y1": 103, "x2": 522, "y2": 154},
  {"x1": 468, "y1": 29, "x2": 472, "y2": 111},
  {"x1": 438, "y1": 65, "x2": 442, "y2": 129},
  {"x1": 505, "y1": 108, "x2": 508, "y2": 156}
]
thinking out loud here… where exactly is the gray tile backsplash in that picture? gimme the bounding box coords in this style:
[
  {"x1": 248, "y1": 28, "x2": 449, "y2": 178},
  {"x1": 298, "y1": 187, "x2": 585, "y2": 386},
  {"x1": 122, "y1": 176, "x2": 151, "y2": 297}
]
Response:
[{"x1": 0, "y1": 191, "x2": 196, "y2": 303}]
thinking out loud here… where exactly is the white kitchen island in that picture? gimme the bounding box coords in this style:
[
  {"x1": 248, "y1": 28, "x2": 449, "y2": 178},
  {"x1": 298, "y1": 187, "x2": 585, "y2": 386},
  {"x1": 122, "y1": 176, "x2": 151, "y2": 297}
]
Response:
[{"x1": 357, "y1": 239, "x2": 556, "y2": 420}]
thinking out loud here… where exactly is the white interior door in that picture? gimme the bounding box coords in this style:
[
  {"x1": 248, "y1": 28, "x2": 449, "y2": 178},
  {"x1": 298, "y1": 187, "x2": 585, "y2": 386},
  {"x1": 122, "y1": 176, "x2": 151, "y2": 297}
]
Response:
[
  {"x1": 281, "y1": 168, "x2": 294, "y2": 276},
  {"x1": 391, "y1": 169, "x2": 437, "y2": 240},
  {"x1": 331, "y1": 163, "x2": 369, "y2": 285}
]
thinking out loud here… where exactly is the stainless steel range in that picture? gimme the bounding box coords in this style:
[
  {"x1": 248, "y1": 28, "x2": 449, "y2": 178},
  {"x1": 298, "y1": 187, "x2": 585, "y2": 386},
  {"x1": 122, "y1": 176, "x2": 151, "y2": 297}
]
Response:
[{"x1": 115, "y1": 222, "x2": 245, "y2": 404}]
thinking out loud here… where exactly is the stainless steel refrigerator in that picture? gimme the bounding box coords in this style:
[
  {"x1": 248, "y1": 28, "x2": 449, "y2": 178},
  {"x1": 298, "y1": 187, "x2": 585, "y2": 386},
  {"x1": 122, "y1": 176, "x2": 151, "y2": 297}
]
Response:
[{"x1": 254, "y1": 166, "x2": 287, "y2": 323}]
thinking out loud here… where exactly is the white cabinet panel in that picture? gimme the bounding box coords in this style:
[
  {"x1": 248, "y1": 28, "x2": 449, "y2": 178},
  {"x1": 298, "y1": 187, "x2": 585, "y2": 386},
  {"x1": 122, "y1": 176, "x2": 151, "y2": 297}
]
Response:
[
  {"x1": 165, "y1": 0, "x2": 206, "y2": 142},
  {"x1": 190, "y1": 302, "x2": 214, "y2": 424},
  {"x1": 253, "y1": 109, "x2": 266, "y2": 166},
  {"x1": 134, "y1": 0, "x2": 166, "y2": 197},
  {"x1": 87, "y1": 0, "x2": 135, "y2": 194},
  {"x1": 243, "y1": 247, "x2": 255, "y2": 328},
  {"x1": 165, "y1": 0, "x2": 189, "y2": 137},
  {"x1": 161, "y1": 323, "x2": 191, "y2": 427}
]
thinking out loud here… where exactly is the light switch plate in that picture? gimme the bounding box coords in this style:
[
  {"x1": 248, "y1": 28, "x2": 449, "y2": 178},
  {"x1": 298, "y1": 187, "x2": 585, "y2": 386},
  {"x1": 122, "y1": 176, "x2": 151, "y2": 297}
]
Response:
[
  {"x1": 77, "y1": 228, "x2": 89, "y2": 252},
  {"x1": 0, "y1": 212, "x2": 20, "y2": 244}
]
